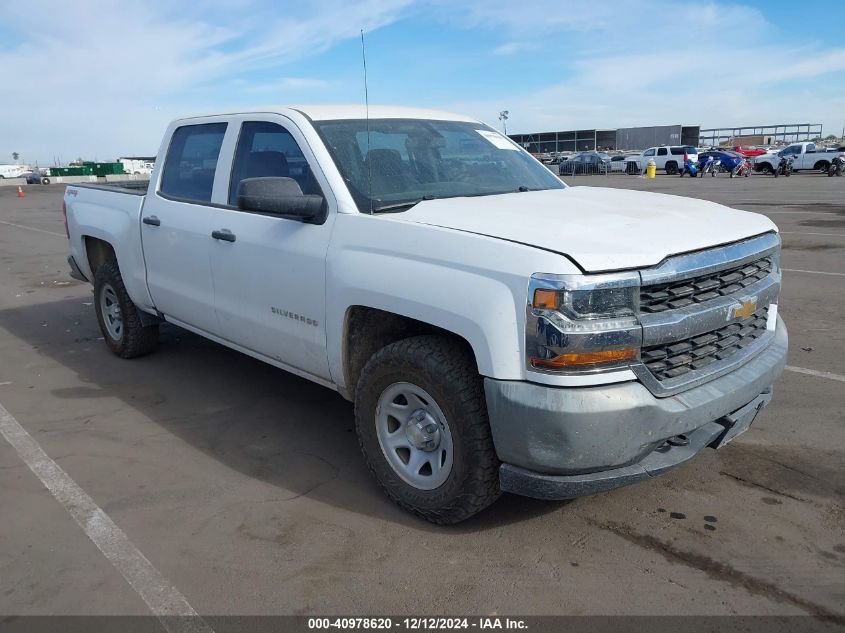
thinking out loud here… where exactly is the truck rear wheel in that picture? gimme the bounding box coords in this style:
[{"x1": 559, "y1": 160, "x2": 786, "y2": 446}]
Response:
[
  {"x1": 94, "y1": 261, "x2": 159, "y2": 358},
  {"x1": 354, "y1": 335, "x2": 500, "y2": 524}
]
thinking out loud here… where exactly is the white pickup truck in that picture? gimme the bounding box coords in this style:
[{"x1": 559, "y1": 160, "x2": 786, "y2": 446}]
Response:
[
  {"x1": 754, "y1": 141, "x2": 838, "y2": 174},
  {"x1": 64, "y1": 105, "x2": 787, "y2": 524}
]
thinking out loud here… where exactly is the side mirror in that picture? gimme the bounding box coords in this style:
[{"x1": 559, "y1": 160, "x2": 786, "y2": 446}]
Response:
[{"x1": 237, "y1": 177, "x2": 324, "y2": 223}]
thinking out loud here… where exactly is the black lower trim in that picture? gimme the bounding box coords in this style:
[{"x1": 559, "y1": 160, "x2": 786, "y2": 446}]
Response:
[{"x1": 67, "y1": 255, "x2": 88, "y2": 282}]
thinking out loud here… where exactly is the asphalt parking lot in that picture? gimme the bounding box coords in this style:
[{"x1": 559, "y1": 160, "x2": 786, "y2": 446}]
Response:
[{"x1": 0, "y1": 175, "x2": 843, "y2": 621}]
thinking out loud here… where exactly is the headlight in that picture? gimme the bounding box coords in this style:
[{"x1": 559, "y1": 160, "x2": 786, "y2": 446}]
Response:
[
  {"x1": 533, "y1": 285, "x2": 637, "y2": 320},
  {"x1": 527, "y1": 272, "x2": 641, "y2": 373}
]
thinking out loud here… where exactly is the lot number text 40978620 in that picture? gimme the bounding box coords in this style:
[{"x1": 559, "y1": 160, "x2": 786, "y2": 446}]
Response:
[{"x1": 307, "y1": 618, "x2": 528, "y2": 630}]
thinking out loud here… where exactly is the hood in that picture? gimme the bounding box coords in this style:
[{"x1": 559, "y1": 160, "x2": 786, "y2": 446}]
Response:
[{"x1": 391, "y1": 187, "x2": 777, "y2": 272}]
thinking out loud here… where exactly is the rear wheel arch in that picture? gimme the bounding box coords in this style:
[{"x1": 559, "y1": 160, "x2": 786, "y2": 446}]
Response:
[
  {"x1": 83, "y1": 236, "x2": 117, "y2": 275},
  {"x1": 814, "y1": 160, "x2": 830, "y2": 171}
]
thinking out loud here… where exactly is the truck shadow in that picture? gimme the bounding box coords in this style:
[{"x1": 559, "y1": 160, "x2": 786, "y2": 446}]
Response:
[{"x1": 0, "y1": 297, "x2": 567, "y2": 531}]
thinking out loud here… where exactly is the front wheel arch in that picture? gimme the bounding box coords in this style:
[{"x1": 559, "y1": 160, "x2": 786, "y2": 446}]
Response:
[{"x1": 342, "y1": 306, "x2": 480, "y2": 402}]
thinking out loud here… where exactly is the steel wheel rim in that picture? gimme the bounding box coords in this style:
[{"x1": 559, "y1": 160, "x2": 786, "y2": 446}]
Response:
[
  {"x1": 375, "y1": 382, "x2": 454, "y2": 490},
  {"x1": 100, "y1": 283, "x2": 123, "y2": 341}
]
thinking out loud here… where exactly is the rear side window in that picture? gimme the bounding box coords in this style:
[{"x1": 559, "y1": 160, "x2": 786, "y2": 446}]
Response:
[
  {"x1": 670, "y1": 147, "x2": 686, "y2": 155},
  {"x1": 160, "y1": 123, "x2": 227, "y2": 202},
  {"x1": 228, "y1": 121, "x2": 321, "y2": 205},
  {"x1": 657, "y1": 148, "x2": 668, "y2": 156}
]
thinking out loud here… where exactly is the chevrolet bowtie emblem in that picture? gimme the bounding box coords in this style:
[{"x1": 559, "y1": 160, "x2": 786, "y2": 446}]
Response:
[{"x1": 731, "y1": 297, "x2": 758, "y2": 320}]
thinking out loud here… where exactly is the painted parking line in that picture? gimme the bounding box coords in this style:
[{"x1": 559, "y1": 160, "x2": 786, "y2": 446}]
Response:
[
  {"x1": 0, "y1": 219, "x2": 65, "y2": 238},
  {"x1": 785, "y1": 366, "x2": 845, "y2": 383},
  {"x1": 0, "y1": 401, "x2": 214, "y2": 633},
  {"x1": 782, "y1": 268, "x2": 845, "y2": 277}
]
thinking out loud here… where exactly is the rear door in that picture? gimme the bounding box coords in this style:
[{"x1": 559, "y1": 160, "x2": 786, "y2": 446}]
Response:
[
  {"x1": 141, "y1": 120, "x2": 227, "y2": 334},
  {"x1": 207, "y1": 115, "x2": 336, "y2": 380}
]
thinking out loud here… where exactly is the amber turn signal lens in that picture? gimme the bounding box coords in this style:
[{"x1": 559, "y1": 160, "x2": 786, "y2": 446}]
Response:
[
  {"x1": 533, "y1": 289, "x2": 559, "y2": 309},
  {"x1": 531, "y1": 347, "x2": 637, "y2": 369}
]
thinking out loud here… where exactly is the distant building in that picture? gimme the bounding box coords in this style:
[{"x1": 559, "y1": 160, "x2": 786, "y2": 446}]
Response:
[
  {"x1": 698, "y1": 124, "x2": 821, "y2": 147},
  {"x1": 509, "y1": 125, "x2": 700, "y2": 153}
]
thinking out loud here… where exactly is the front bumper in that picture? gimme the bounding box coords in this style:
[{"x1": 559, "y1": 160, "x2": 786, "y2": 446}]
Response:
[{"x1": 485, "y1": 316, "x2": 787, "y2": 499}]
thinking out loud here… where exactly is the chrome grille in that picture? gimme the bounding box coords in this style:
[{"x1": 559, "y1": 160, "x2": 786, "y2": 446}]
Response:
[
  {"x1": 640, "y1": 256, "x2": 774, "y2": 313},
  {"x1": 642, "y1": 308, "x2": 769, "y2": 381}
]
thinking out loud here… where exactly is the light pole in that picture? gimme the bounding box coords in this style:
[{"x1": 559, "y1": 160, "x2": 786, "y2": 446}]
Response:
[{"x1": 498, "y1": 110, "x2": 509, "y2": 135}]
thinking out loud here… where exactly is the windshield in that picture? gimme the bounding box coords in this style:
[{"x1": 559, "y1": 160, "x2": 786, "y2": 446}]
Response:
[{"x1": 312, "y1": 118, "x2": 565, "y2": 212}]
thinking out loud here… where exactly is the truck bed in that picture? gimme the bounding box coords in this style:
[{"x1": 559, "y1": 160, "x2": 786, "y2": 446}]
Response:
[{"x1": 71, "y1": 180, "x2": 148, "y2": 195}]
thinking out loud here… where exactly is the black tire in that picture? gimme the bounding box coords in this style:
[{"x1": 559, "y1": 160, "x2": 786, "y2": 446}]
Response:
[
  {"x1": 665, "y1": 162, "x2": 678, "y2": 175},
  {"x1": 41, "y1": 177, "x2": 50, "y2": 185},
  {"x1": 93, "y1": 260, "x2": 159, "y2": 358},
  {"x1": 814, "y1": 161, "x2": 829, "y2": 173},
  {"x1": 354, "y1": 335, "x2": 500, "y2": 524}
]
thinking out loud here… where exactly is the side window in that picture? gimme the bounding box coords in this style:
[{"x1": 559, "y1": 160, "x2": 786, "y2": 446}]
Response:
[
  {"x1": 229, "y1": 121, "x2": 321, "y2": 205},
  {"x1": 643, "y1": 148, "x2": 656, "y2": 157},
  {"x1": 669, "y1": 147, "x2": 686, "y2": 155},
  {"x1": 657, "y1": 147, "x2": 668, "y2": 156},
  {"x1": 160, "y1": 123, "x2": 227, "y2": 202},
  {"x1": 806, "y1": 143, "x2": 815, "y2": 153}
]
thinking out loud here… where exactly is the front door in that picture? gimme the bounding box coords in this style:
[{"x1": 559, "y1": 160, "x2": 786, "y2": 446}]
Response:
[{"x1": 208, "y1": 118, "x2": 335, "y2": 380}]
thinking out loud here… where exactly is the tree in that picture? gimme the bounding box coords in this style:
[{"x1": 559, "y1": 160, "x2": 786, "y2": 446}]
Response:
[
  {"x1": 11, "y1": 152, "x2": 19, "y2": 162},
  {"x1": 824, "y1": 134, "x2": 837, "y2": 141}
]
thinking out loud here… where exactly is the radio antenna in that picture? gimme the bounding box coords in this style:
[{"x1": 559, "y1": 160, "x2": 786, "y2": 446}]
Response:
[{"x1": 361, "y1": 28, "x2": 373, "y2": 213}]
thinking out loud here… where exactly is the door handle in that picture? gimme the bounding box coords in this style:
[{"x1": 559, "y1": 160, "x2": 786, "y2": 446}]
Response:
[
  {"x1": 211, "y1": 229, "x2": 236, "y2": 242},
  {"x1": 142, "y1": 216, "x2": 160, "y2": 226}
]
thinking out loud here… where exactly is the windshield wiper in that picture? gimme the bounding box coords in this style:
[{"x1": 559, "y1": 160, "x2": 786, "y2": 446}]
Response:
[{"x1": 371, "y1": 195, "x2": 436, "y2": 214}]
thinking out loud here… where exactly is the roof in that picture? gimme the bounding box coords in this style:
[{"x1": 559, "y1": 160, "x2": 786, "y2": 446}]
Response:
[
  {"x1": 179, "y1": 104, "x2": 479, "y2": 123},
  {"x1": 291, "y1": 104, "x2": 478, "y2": 122}
]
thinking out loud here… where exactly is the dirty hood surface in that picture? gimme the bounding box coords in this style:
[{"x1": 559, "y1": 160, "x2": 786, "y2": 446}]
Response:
[{"x1": 393, "y1": 186, "x2": 777, "y2": 272}]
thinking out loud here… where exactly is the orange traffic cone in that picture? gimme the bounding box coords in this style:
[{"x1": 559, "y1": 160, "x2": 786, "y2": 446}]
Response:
[{"x1": 17, "y1": 186, "x2": 25, "y2": 198}]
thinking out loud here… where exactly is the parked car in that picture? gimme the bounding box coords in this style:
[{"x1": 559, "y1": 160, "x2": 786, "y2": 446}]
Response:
[
  {"x1": 625, "y1": 146, "x2": 698, "y2": 175},
  {"x1": 606, "y1": 154, "x2": 634, "y2": 172},
  {"x1": 754, "y1": 142, "x2": 836, "y2": 174},
  {"x1": 558, "y1": 151, "x2": 610, "y2": 175},
  {"x1": 20, "y1": 171, "x2": 51, "y2": 185},
  {"x1": 64, "y1": 105, "x2": 787, "y2": 524},
  {"x1": 732, "y1": 146, "x2": 768, "y2": 158}
]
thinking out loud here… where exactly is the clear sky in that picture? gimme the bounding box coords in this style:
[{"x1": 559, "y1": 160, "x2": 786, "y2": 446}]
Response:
[{"x1": 1, "y1": 0, "x2": 843, "y2": 164}]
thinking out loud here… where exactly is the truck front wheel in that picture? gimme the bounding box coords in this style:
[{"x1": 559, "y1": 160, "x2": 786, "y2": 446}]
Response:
[
  {"x1": 94, "y1": 261, "x2": 159, "y2": 358},
  {"x1": 354, "y1": 335, "x2": 500, "y2": 524}
]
